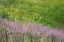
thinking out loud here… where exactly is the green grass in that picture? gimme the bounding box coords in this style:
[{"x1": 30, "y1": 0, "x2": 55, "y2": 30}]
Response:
[{"x1": 0, "y1": 0, "x2": 64, "y2": 28}]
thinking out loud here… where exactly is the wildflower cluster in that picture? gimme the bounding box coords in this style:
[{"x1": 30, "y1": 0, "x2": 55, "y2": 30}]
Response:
[{"x1": 0, "y1": 17, "x2": 64, "y2": 42}]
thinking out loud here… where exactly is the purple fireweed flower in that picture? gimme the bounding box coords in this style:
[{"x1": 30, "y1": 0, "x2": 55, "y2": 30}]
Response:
[
  {"x1": 42, "y1": 26, "x2": 48, "y2": 32},
  {"x1": 56, "y1": 30, "x2": 64, "y2": 40},
  {"x1": 6, "y1": 28, "x2": 12, "y2": 33},
  {"x1": 9, "y1": 22, "x2": 17, "y2": 28},
  {"x1": 46, "y1": 29, "x2": 64, "y2": 41},
  {"x1": 38, "y1": 24, "x2": 43, "y2": 32},
  {"x1": 21, "y1": 24, "x2": 29, "y2": 33},
  {"x1": 0, "y1": 17, "x2": 64, "y2": 42},
  {"x1": 30, "y1": 24, "x2": 40, "y2": 36},
  {"x1": 3, "y1": 19, "x2": 9, "y2": 26},
  {"x1": 0, "y1": 17, "x2": 3, "y2": 21},
  {"x1": 0, "y1": 24, "x2": 5, "y2": 28},
  {"x1": 38, "y1": 24, "x2": 48, "y2": 33},
  {"x1": 46, "y1": 29, "x2": 58, "y2": 37}
]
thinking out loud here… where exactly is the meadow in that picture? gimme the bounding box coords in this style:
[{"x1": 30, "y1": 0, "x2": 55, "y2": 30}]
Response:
[{"x1": 0, "y1": 0, "x2": 64, "y2": 42}]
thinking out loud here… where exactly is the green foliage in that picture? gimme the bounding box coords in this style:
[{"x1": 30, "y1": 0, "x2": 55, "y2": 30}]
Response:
[
  {"x1": 0, "y1": 11, "x2": 9, "y2": 19},
  {"x1": 0, "y1": 0, "x2": 64, "y2": 28}
]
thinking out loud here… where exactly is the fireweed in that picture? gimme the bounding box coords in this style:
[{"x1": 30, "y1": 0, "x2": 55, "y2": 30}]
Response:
[{"x1": 0, "y1": 17, "x2": 64, "y2": 42}]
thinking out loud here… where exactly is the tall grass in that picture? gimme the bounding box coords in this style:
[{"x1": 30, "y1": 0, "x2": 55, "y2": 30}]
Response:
[{"x1": 0, "y1": 0, "x2": 64, "y2": 28}]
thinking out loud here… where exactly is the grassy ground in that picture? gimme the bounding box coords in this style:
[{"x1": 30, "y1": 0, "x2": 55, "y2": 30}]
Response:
[{"x1": 0, "y1": 1, "x2": 64, "y2": 42}]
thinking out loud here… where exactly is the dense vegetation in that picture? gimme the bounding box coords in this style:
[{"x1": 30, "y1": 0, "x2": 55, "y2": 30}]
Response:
[
  {"x1": 0, "y1": 17, "x2": 64, "y2": 42},
  {"x1": 0, "y1": 0, "x2": 64, "y2": 42},
  {"x1": 0, "y1": 0, "x2": 64, "y2": 28}
]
